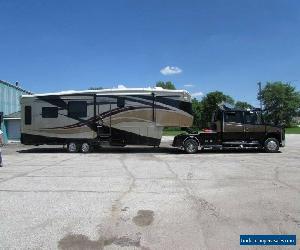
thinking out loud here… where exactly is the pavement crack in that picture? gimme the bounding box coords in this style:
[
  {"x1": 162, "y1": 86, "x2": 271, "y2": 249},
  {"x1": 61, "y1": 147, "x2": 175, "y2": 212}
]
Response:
[
  {"x1": 274, "y1": 167, "x2": 300, "y2": 192},
  {"x1": 153, "y1": 155, "x2": 239, "y2": 250},
  {"x1": 0, "y1": 156, "x2": 75, "y2": 184},
  {"x1": 0, "y1": 189, "x2": 122, "y2": 194},
  {"x1": 167, "y1": 162, "x2": 219, "y2": 217},
  {"x1": 110, "y1": 156, "x2": 136, "y2": 222},
  {"x1": 0, "y1": 166, "x2": 51, "y2": 184}
]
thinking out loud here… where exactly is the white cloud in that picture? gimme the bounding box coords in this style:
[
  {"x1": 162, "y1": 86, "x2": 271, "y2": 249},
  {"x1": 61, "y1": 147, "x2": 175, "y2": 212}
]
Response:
[
  {"x1": 191, "y1": 92, "x2": 204, "y2": 97},
  {"x1": 184, "y1": 84, "x2": 194, "y2": 87},
  {"x1": 160, "y1": 66, "x2": 182, "y2": 75}
]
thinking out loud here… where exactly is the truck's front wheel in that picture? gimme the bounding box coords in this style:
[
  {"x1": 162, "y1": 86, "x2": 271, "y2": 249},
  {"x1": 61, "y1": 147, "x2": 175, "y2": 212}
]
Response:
[
  {"x1": 184, "y1": 139, "x2": 198, "y2": 154},
  {"x1": 264, "y1": 138, "x2": 279, "y2": 153}
]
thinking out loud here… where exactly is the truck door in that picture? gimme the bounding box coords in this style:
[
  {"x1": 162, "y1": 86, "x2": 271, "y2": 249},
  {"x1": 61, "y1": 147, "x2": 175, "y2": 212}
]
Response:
[
  {"x1": 222, "y1": 111, "x2": 244, "y2": 142},
  {"x1": 244, "y1": 111, "x2": 265, "y2": 142}
]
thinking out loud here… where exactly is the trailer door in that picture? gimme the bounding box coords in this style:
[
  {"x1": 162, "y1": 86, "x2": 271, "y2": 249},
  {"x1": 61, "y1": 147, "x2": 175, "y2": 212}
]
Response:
[{"x1": 96, "y1": 95, "x2": 114, "y2": 137}]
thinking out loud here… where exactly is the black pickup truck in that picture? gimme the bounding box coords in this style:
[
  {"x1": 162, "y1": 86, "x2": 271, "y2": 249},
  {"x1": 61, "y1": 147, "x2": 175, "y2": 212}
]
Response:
[{"x1": 172, "y1": 105, "x2": 285, "y2": 153}]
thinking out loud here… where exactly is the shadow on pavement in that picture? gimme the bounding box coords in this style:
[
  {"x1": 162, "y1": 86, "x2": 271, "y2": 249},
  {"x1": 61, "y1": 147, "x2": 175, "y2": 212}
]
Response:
[
  {"x1": 16, "y1": 146, "x2": 277, "y2": 154},
  {"x1": 17, "y1": 146, "x2": 181, "y2": 154}
]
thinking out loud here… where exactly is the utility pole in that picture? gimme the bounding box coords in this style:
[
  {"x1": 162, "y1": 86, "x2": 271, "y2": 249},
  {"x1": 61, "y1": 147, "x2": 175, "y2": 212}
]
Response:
[{"x1": 257, "y1": 82, "x2": 263, "y2": 110}]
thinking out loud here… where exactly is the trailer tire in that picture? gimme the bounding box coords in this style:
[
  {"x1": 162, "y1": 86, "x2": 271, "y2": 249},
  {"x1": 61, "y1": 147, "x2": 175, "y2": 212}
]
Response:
[
  {"x1": 264, "y1": 138, "x2": 279, "y2": 153},
  {"x1": 184, "y1": 139, "x2": 198, "y2": 154},
  {"x1": 81, "y1": 142, "x2": 91, "y2": 153},
  {"x1": 67, "y1": 142, "x2": 79, "y2": 153}
]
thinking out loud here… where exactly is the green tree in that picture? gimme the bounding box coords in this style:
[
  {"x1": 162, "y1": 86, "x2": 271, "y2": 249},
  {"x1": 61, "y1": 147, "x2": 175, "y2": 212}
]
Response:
[
  {"x1": 191, "y1": 98, "x2": 203, "y2": 128},
  {"x1": 156, "y1": 81, "x2": 176, "y2": 90},
  {"x1": 258, "y1": 81, "x2": 300, "y2": 126},
  {"x1": 235, "y1": 101, "x2": 253, "y2": 110},
  {"x1": 200, "y1": 91, "x2": 234, "y2": 128}
]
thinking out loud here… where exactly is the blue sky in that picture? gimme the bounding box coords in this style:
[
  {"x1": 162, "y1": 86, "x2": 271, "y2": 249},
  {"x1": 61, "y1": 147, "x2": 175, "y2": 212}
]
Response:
[{"x1": 1, "y1": 0, "x2": 300, "y2": 106}]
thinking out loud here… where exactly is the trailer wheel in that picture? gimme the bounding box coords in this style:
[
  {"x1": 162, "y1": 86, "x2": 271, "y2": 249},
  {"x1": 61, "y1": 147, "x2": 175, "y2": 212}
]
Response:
[
  {"x1": 184, "y1": 139, "x2": 198, "y2": 154},
  {"x1": 67, "y1": 142, "x2": 78, "y2": 153},
  {"x1": 264, "y1": 138, "x2": 279, "y2": 153},
  {"x1": 81, "y1": 142, "x2": 91, "y2": 153}
]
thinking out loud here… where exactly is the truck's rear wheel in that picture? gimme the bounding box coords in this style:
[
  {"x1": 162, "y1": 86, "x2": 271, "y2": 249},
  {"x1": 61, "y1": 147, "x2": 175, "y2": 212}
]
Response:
[
  {"x1": 264, "y1": 138, "x2": 279, "y2": 153},
  {"x1": 67, "y1": 142, "x2": 79, "y2": 153},
  {"x1": 184, "y1": 139, "x2": 198, "y2": 154},
  {"x1": 81, "y1": 142, "x2": 91, "y2": 153}
]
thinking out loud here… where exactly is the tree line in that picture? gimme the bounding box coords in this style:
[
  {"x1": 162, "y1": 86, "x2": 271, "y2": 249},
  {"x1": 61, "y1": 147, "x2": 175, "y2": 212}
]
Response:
[{"x1": 156, "y1": 81, "x2": 300, "y2": 128}]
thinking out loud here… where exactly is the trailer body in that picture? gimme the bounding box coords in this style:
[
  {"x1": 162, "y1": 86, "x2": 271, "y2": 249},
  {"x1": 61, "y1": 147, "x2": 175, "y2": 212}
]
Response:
[{"x1": 21, "y1": 88, "x2": 193, "y2": 152}]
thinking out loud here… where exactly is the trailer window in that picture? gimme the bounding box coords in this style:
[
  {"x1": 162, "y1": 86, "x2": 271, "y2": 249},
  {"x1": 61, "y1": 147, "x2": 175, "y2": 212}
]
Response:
[
  {"x1": 42, "y1": 107, "x2": 58, "y2": 118},
  {"x1": 25, "y1": 106, "x2": 32, "y2": 125},
  {"x1": 0, "y1": 112, "x2": 3, "y2": 126},
  {"x1": 117, "y1": 97, "x2": 125, "y2": 108},
  {"x1": 68, "y1": 101, "x2": 87, "y2": 118},
  {"x1": 224, "y1": 112, "x2": 243, "y2": 123},
  {"x1": 179, "y1": 101, "x2": 192, "y2": 114}
]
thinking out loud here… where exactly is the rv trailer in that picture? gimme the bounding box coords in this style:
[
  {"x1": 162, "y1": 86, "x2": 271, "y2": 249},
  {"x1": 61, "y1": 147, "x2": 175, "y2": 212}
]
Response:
[{"x1": 21, "y1": 88, "x2": 193, "y2": 152}]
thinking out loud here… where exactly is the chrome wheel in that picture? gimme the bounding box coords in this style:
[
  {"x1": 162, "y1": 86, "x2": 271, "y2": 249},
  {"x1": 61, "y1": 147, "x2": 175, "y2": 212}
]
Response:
[
  {"x1": 267, "y1": 141, "x2": 277, "y2": 151},
  {"x1": 68, "y1": 142, "x2": 78, "y2": 153},
  {"x1": 184, "y1": 139, "x2": 198, "y2": 154},
  {"x1": 264, "y1": 138, "x2": 279, "y2": 153},
  {"x1": 81, "y1": 142, "x2": 90, "y2": 153}
]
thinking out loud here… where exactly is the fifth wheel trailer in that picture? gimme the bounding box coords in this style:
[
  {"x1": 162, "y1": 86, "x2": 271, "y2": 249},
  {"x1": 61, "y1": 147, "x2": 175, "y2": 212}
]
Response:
[{"x1": 21, "y1": 88, "x2": 193, "y2": 152}]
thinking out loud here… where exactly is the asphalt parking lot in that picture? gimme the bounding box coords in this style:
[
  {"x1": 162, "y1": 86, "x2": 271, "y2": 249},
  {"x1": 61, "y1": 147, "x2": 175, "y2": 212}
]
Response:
[{"x1": 0, "y1": 135, "x2": 299, "y2": 250}]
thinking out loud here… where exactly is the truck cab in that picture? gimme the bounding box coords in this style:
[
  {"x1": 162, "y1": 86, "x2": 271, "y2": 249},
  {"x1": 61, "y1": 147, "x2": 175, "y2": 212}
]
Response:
[{"x1": 172, "y1": 105, "x2": 285, "y2": 153}]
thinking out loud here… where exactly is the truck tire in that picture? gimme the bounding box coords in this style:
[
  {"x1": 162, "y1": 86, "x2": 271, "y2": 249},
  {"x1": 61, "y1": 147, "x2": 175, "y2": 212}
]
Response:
[
  {"x1": 184, "y1": 139, "x2": 198, "y2": 154},
  {"x1": 264, "y1": 138, "x2": 279, "y2": 153},
  {"x1": 81, "y1": 142, "x2": 91, "y2": 153},
  {"x1": 67, "y1": 142, "x2": 79, "y2": 153}
]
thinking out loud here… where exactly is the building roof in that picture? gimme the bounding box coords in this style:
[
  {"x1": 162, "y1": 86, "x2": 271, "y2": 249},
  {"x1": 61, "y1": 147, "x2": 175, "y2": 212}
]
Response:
[
  {"x1": 0, "y1": 80, "x2": 33, "y2": 95},
  {"x1": 4, "y1": 111, "x2": 21, "y2": 120}
]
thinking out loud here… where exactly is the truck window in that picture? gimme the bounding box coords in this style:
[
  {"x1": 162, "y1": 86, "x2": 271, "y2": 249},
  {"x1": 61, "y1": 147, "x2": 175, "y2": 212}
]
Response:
[
  {"x1": 256, "y1": 112, "x2": 262, "y2": 124},
  {"x1": 212, "y1": 111, "x2": 221, "y2": 122},
  {"x1": 25, "y1": 106, "x2": 32, "y2": 125},
  {"x1": 68, "y1": 101, "x2": 87, "y2": 118},
  {"x1": 245, "y1": 112, "x2": 262, "y2": 125},
  {"x1": 245, "y1": 112, "x2": 256, "y2": 124},
  {"x1": 224, "y1": 112, "x2": 243, "y2": 123},
  {"x1": 42, "y1": 107, "x2": 58, "y2": 118}
]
